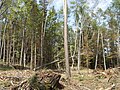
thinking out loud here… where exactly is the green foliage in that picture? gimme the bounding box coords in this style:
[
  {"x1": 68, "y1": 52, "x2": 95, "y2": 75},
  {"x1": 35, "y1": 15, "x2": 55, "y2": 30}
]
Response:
[
  {"x1": 0, "y1": 0, "x2": 120, "y2": 70},
  {"x1": 28, "y1": 74, "x2": 54, "y2": 90},
  {"x1": 28, "y1": 74, "x2": 41, "y2": 89}
]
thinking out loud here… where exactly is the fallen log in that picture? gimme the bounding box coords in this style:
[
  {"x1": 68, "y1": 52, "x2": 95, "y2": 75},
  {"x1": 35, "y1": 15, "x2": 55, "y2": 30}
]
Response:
[{"x1": 34, "y1": 59, "x2": 64, "y2": 71}]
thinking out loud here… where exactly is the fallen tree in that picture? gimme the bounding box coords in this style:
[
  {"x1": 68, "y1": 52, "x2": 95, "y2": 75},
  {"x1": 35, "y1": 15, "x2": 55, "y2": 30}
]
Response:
[{"x1": 34, "y1": 59, "x2": 64, "y2": 71}]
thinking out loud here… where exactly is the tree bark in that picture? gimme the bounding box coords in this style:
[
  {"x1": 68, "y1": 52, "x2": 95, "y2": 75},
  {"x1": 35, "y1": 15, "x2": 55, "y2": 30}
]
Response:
[
  {"x1": 101, "y1": 33, "x2": 106, "y2": 70},
  {"x1": 71, "y1": 31, "x2": 77, "y2": 69},
  {"x1": 3, "y1": 19, "x2": 7, "y2": 63},
  {"x1": 30, "y1": 34, "x2": 33, "y2": 70},
  {"x1": 63, "y1": 0, "x2": 71, "y2": 78},
  {"x1": 77, "y1": 29, "x2": 81, "y2": 71},
  {"x1": 20, "y1": 20, "x2": 25, "y2": 66},
  {"x1": 95, "y1": 30, "x2": 100, "y2": 70},
  {"x1": 12, "y1": 22, "x2": 15, "y2": 65},
  {"x1": 0, "y1": 15, "x2": 2, "y2": 59},
  {"x1": 117, "y1": 14, "x2": 120, "y2": 67},
  {"x1": 40, "y1": 22, "x2": 44, "y2": 67},
  {"x1": 40, "y1": 0, "x2": 46, "y2": 67}
]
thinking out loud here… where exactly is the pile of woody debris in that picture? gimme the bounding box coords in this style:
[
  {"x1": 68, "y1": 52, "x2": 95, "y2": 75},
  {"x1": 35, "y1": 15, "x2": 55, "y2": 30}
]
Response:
[{"x1": 0, "y1": 69, "x2": 63, "y2": 90}]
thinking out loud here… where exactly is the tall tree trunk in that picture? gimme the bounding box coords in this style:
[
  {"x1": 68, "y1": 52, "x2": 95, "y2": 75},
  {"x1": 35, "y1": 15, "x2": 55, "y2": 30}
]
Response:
[
  {"x1": 101, "y1": 33, "x2": 106, "y2": 70},
  {"x1": 77, "y1": 30, "x2": 81, "y2": 71},
  {"x1": 34, "y1": 43, "x2": 37, "y2": 68},
  {"x1": 95, "y1": 30, "x2": 100, "y2": 70},
  {"x1": 77, "y1": 18, "x2": 82, "y2": 72},
  {"x1": 23, "y1": 50, "x2": 26, "y2": 67},
  {"x1": 12, "y1": 22, "x2": 15, "y2": 65},
  {"x1": 30, "y1": 35, "x2": 33, "y2": 69},
  {"x1": 20, "y1": 22, "x2": 25, "y2": 66},
  {"x1": 6, "y1": 30, "x2": 9, "y2": 65},
  {"x1": 34, "y1": 28, "x2": 37, "y2": 68},
  {"x1": 23, "y1": 24, "x2": 26, "y2": 67},
  {"x1": 0, "y1": 16, "x2": 2, "y2": 59},
  {"x1": 8, "y1": 21, "x2": 13, "y2": 64},
  {"x1": 63, "y1": 0, "x2": 71, "y2": 78},
  {"x1": 40, "y1": 22, "x2": 44, "y2": 67},
  {"x1": 40, "y1": 0, "x2": 47, "y2": 67},
  {"x1": 3, "y1": 20, "x2": 7, "y2": 63},
  {"x1": 8, "y1": 37, "x2": 11, "y2": 64},
  {"x1": 71, "y1": 31, "x2": 77, "y2": 69},
  {"x1": 20, "y1": 37, "x2": 24, "y2": 66},
  {"x1": 117, "y1": 14, "x2": 120, "y2": 67}
]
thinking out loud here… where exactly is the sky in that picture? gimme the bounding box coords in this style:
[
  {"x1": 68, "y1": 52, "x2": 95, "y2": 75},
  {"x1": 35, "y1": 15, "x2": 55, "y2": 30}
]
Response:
[
  {"x1": 36, "y1": 0, "x2": 113, "y2": 29},
  {"x1": 50, "y1": 0, "x2": 113, "y2": 27},
  {"x1": 36, "y1": 0, "x2": 113, "y2": 12},
  {"x1": 51, "y1": 0, "x2": 112, "y2": 11}
]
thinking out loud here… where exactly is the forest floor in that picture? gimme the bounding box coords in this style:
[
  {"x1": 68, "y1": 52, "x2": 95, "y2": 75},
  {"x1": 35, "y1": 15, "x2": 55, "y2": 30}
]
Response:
[
  {"x1": 61, "y1": 67, "x2": 120, "y2": 90},
  {"x1": 0, "y1": 65, "x2": 120, "y2": 90}
]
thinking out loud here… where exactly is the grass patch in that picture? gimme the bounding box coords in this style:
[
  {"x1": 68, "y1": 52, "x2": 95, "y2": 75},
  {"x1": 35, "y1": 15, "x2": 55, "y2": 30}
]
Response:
[
  {"x1": 0, "y1": 64, "x2": 13, "y2": 71},
  {"x1": 73, "y1": 74, "x2": 95, "y2": 81}
]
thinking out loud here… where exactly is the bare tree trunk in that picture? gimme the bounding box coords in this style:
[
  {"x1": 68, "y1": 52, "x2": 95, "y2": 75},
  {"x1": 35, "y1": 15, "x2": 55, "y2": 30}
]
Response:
[
  {"x1": 71, "y1": 31, "x2": 77, "y2": 69},
  {"x1": 77, "y1": 20, "x2": 82, "y2": 72},
  {"x1": 8, "y1": 39, "x2": 11, "y2": 64},
  {"x1": 63, "y1": 0, "x2": 71, "y2": 78},
  {"x1": 20, "y1": 38, "x2": 23, "y2": 66},
  {"x1": 40, "y1": 22, "x2": 44, "y2": 67},
  {"x1": 95, "y1": 30, "x2": 100, "y2": 70},
  {"x1": 0, "y1": 16, "x2": 2, "y2": 59},
  {"x1": 101, "y1": 33, "x2": 106, "y2": 70},
  {"x1": 70, "y1": 51, "x2": 74, "y2": 69},
  {"x1": 40, "y1": 0, "x2": 46, "y2": 67},
  {"x1": 8, "y1": 22, "x2": 13, "y2": 64},
  {"x1": 117, "y1": 15, "x2": 120, "y2": 67},
  {"x1": 3, "y1": 20, "x2": 7, "y2": 63},
  {"x1": 6, "y1": 29, "x2": 9, "y2": 65},
  {"x1": 12, "y1": 23, "x2": 15, "y2": 65},
  {"x1": 34, "y1": 42, "x2": 37, "y2": 68},
  {"x1": 3, "y1": 36, "x2": 6, "y2": 63},
  {"x1": 23, "y1": 50, "x2": 26, "y2": 67},
  {"x1": 78, "y1": 32, "x2": 81, "y2": 71},
  {"x1": 12, "y1": 40, "x2": 15, "y2": 64},
  {"x1": 117, "y1": 46, "x2": 120, "y2": 66},
  {"x1": 30, "y1": 36, "x2": 33, "y2": 69},
  {"x1": 0, "y1": 39, "x2": 3, "y2": 59},
  {"x1": 20, "y1": 24, "x2": 25, "y2": 66}
]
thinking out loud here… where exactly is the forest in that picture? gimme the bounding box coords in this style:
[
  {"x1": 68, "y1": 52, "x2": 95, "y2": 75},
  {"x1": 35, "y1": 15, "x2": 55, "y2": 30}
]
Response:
[{"x1": 0, "y1": 0, "x2": 120, "y2": 90}]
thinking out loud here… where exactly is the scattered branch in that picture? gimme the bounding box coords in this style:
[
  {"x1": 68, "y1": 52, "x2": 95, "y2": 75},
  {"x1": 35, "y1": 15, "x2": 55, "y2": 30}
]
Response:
[
  {"x1": 34, "y1": 59, "x2": 64, "y2": 71},
  {"x1": 105, "y1": 84, "x2": 115, "y2": 90},
  {"x1": 0, "y1": 7, "x2": 8, "y2": 16}
]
